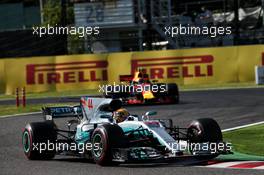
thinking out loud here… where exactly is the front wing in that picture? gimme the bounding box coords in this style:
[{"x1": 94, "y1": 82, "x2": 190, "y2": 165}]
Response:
[{"x1": 112, "y1": 147, "x2": 219, "y2": 164}]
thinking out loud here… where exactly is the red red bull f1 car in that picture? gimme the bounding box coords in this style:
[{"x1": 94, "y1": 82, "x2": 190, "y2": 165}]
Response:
[{"x1": 103, "y1": 71, "x2": 179, "y2": 105}]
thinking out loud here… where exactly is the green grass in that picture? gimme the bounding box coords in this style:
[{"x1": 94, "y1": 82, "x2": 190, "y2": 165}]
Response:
[
  {"x1": 0, "y1": 103, "x2": 78, "y2": 117},
  {"x1": 223, "y1": 124, "x2": 264, "y2": 156}
]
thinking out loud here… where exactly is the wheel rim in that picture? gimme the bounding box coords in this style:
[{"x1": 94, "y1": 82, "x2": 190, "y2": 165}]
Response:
[
  {"x1": 92, "y1": 133, "x2": 104, "y2": 158},
  {"x1": 22, "y1": 131, "x2": 30, "y2": 153},
  {"x1": 189, "y1": 126, "x2": 203, "y2": 142}
]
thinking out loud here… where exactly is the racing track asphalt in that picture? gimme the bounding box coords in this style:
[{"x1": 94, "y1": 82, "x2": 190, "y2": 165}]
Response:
[{"x1": 0, "y1": 88, "x2": 264, "y2": 175}]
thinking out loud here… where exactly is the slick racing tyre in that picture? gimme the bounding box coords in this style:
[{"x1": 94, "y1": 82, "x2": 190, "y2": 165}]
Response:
[
  {"x1": 187, "y1": 118, "x2": 223, "y2": 157},
  {"x1": 167, "y1": 83, "x2": 179, "y2": 104},
  {"x1": 187, "y1": 118, "x2": 223, "y2": 143},
  {"x1": 22, "y1": 121, "x2": 57, "y2": 160},
  {"x1": 91, "y1": 124, "x2": 126, "y2": 166}
]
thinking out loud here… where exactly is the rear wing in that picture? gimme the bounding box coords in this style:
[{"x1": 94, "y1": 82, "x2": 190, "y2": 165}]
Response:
[
  {"x1": 119, "y1": 75, "x2": 133, "y2": 82},
  {"x1": 119, "y1": 74, "x2": 150, "y2": 83},
  {"x1": 42, "y1": 106, "x2": 82, "y2": 121}
]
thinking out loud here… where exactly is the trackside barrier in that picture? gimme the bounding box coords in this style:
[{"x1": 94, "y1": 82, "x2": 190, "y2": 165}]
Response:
[
  {"x1": 16, "y1": 88, "x2": 19, "y2": 107},
  {"x1": 0, "y1": 45, "x2": 263, "y2": 94},
  {"x1": 22, "y1": 87, "x2": 26, "y2": 107},
  {"x1": 15, "y1": 87, "x2": 26, "y2": 107}
]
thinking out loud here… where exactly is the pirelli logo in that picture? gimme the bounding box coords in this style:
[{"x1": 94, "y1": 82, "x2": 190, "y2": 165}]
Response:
[
  {"x1": 131, "y1": 55, "x2": 214, "y2": 79},
  {"x1": 26, "y1": 61, "x2": 108, "y2": 85}
]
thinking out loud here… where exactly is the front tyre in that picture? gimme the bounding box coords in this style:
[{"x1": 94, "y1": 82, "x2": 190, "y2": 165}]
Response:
[
  {"x1": 187, "y1": 118, "x2": 223, "y2": 157},
  {"x1": 187, "y1": 118, "x2": 222, "y2": 143},
  {"x1": 91, "y1": 124, "x2": 126, "y2": 166}
]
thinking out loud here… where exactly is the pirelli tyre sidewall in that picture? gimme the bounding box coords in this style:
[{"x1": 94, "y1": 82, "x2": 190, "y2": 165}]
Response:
[
  {"x1": 91, "y1": 124, "x2": 126, "y2": 166},
  {"x1": 22, "y1": 121, "x2": 57, "y2": 160}
]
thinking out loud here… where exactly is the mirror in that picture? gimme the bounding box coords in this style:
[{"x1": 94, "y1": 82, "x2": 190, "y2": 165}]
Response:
[
  {"x1": 145, "y1": 111, "x2": 157, "y2": 116},
  {"x1": 67, "y1": 119, "x2": 79, "y2": 132},
  {"x1": 73, "y1": 105, "x2": 82, "y2": 114},
  {"x1": 142, "y1": 111, "x2": 157, "y2": 121},
  {"x1": 73, "y1": 105, "x2": 83, "y2": 120},
  {"x1": 67, "y1": 119, "x2": 79, "y2": 126}
]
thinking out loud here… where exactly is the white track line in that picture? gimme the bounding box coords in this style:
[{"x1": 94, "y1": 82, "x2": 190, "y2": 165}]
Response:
[
  {"x1": 254, "y1": 165, "x2": 264, "y2": 169},
  {"x1": 222, "y1": 121, "x2": 264, "y2": 132},
  {"x1": 0, "y1": 112, "x2": 41, "y2": 118}
]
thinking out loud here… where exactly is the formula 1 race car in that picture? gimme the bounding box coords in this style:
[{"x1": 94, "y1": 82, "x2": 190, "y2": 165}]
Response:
[
  {"x1": 103, "y1": 70, "x2": 179, "y2": 104},
  {"x1": 22, "y1": 97, "x2": 231, "y2": 166}
]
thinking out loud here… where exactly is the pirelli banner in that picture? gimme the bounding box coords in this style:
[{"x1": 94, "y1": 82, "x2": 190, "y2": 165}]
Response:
[
  {"x1": 111, "y1": 45, "x2": 264, "y2": 85},
  {"x1": 130, "y1": 47, "x2": 237, "y2": 85},
  {"x1": 3, "y1": 54, "x2": 108, "y2": 94},
  {"x1": 0, "y1": 45, "x2": 263, "y2": 94}
]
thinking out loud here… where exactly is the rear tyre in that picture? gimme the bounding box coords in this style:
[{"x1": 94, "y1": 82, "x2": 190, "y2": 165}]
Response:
[
  {"x1": 136, "y1": 93, "x2": 145, "y2": 103},
  {"x1": 167, "y1": 83, "x2": 179, "y2": 104},
  {"x1": 91, "y1": 124, "x2": 126, "y2": 166},
  {"x1": 22, "y1": 121, "x2": 57, "y2": 160}
]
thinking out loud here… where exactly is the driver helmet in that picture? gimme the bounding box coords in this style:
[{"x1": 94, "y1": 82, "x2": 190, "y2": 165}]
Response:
[{"x1": 113, "y1": 108, "x2": 130, "y2": 123}]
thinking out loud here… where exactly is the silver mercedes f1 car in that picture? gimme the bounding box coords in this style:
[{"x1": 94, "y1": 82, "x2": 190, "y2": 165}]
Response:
[{"x1": 22, "y1": 97, "x2": 231, "y2": 166}]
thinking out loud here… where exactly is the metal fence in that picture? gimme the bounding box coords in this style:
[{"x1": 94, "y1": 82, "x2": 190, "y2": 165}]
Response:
[{"x1": 0, "y1": 0, "x2": 263, "y2": 58}]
